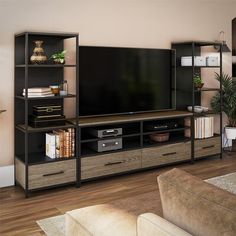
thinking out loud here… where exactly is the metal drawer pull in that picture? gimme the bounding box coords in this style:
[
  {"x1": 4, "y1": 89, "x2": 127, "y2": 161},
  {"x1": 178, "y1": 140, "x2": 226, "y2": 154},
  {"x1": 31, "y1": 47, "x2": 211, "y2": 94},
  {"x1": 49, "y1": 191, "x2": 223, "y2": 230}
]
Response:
[
  {"x1": 162, "y1": 152, "x2": 177, "y2": 156},
  {"x1": 104, "y1": 161, "x2": 124, "y2": 166},
  {"x1": 202, "y1": 145, "x2": 215, "y2": 149},
  {"x1": 43, "y1": 171, "x2": 64, "y2": 177}
]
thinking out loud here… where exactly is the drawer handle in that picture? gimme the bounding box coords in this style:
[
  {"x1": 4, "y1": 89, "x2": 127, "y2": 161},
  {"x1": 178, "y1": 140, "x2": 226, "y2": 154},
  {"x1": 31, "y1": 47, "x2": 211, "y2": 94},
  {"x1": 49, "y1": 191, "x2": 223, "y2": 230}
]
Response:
[
  {"x1": 162, "y1": 152, "x2": 177, "y2": 156},
  {"x1": 202, "y1": 145, "x2": 215, "y2": 149},
  {"x1": 43, "y1": 171, "x2": 64, "y2": 177},
  {"x1": 104, "y1": 161, "x2": 124, "y2": 166}
]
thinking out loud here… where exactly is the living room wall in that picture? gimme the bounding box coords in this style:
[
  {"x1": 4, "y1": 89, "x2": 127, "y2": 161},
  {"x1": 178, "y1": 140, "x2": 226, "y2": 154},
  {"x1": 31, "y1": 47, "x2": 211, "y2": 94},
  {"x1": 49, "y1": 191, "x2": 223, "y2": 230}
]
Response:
[{"x1": 0, "y1": 0, "x2": 235, "y2": 169}]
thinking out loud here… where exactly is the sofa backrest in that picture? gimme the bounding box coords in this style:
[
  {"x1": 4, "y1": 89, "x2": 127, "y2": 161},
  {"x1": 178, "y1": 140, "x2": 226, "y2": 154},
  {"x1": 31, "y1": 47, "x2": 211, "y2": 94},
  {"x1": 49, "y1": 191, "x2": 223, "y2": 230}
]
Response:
[{"x1": 158, "y1": 168, "x2": 236, "y2": 236}]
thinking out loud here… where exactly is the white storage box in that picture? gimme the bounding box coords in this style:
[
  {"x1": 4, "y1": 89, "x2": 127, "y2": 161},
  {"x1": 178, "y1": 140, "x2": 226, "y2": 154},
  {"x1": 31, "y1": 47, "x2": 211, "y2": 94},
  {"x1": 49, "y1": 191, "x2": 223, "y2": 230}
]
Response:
[
  {"x1": 206, "y1": 57, "x2": 219, "y2": 66},
  {"x1": 181, "y1": 56, "x2": 206, "y2": 66}
]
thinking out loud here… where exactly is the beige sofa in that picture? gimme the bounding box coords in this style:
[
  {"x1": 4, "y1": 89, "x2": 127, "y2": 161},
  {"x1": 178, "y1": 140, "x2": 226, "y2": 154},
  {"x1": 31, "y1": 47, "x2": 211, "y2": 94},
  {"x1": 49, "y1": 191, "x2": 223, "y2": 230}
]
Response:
[{"x1": 66, "y1": 168, "x2": 236, "y2": 236}]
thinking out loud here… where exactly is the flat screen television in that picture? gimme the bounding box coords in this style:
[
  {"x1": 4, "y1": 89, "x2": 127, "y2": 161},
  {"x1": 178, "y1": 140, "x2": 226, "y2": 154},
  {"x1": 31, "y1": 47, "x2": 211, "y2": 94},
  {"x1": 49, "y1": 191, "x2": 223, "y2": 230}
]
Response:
[{"x1": 79, "y1": 46, "x2": 176, "y2": 117}]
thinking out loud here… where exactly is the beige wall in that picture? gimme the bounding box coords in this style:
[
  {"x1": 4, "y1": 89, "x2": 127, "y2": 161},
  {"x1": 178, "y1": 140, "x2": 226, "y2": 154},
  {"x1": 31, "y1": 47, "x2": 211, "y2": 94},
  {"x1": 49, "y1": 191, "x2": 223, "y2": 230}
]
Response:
[{"x1": 0, "y1": 0, "x2": 235, "y2": 166}]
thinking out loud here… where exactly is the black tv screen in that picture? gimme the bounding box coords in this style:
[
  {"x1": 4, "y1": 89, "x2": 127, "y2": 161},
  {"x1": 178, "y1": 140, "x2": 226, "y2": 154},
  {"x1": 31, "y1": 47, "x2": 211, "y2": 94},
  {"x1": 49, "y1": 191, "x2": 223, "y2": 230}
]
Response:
[{"x1": 79, "y1": 46, "x2": 176, "y2": 117}]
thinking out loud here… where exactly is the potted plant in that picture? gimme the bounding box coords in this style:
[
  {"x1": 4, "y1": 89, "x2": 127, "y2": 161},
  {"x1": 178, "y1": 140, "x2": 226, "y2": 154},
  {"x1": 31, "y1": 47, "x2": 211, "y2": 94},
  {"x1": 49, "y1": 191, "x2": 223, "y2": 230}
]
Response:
[
  {"x1": 194, "y1": 73, "x2": 204, "y2": 89},
  {"x1": 50, "y1": 50, "x2": 67, "y2": 64},
  {"x1": 211, "y1": 72, "x2": 236, "y2": 151}
]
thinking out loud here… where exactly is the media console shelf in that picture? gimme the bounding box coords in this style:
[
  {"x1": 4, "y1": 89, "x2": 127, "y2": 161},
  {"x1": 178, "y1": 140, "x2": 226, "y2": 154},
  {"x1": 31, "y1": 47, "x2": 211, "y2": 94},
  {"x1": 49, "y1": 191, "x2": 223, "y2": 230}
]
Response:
[{"x1": 77, "y1": 110, "x2": 193, "y2": 181}]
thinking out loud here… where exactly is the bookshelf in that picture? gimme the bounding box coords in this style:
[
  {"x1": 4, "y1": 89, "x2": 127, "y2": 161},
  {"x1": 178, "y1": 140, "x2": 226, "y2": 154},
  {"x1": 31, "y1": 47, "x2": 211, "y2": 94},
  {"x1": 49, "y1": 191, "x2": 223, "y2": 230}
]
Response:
[
  {"x1": 172, "y1": 41, "x2": 223, "y2": 160},
  {"x1": 14, "y1": 32, "x2": 79, "y2": 197}
]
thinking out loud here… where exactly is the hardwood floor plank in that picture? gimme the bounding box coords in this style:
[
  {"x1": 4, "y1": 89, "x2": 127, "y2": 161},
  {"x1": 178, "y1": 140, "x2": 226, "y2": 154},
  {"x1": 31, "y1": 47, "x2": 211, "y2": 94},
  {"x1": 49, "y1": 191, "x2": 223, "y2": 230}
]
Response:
[{"x1": 0, "y1": 153, "x2": 235, "y2": 236}]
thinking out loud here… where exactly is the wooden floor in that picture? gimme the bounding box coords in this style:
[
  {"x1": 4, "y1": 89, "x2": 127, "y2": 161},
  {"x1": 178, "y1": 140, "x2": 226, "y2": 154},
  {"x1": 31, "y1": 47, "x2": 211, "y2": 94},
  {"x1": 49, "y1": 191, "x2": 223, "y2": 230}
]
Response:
[{"x1": 1, "y1": 152, "x2": 236, "y2": 236}]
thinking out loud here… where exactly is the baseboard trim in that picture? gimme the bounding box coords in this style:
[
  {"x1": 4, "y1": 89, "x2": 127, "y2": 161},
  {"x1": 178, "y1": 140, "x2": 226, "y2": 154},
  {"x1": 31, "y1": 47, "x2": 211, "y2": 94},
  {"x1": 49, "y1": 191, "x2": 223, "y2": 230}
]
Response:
[{"x1": 0, "y1": 165, "x2": 14, "y2": 188}]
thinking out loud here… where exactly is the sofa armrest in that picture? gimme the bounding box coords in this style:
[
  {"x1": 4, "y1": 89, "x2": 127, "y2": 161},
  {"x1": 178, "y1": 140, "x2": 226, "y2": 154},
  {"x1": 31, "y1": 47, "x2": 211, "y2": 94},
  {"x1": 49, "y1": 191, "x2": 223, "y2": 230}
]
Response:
[
  {"x1": 65, "y1": 204, "x2": 137, "y2": 236},
  {"x1": 137, "y1": 213, "x2": 192, "y2": 236}
]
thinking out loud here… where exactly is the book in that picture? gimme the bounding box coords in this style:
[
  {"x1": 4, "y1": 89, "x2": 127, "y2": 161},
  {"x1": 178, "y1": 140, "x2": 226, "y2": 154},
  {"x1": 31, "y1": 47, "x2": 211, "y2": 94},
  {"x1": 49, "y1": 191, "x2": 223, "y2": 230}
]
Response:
[
  {"x1": 46, "y1": 133, "x2": 56, "y2": 159},
  {"x1": 58, "y1": 130, "x2": 65, "y2": 158},
  {"x1": 23, "y1": 87, "x2": 52, "y2": 93},
  {"x1": 22, "y1": 93, "x2": 54, "y2": 98},
  {"x1": 23, "y1": 91, "x2": 53, "y2": 95},
  {"x1": 53, "y1": 131, "x2": 60, "y2": 158},
  {"x1": 46, "y1": 128, "x2": 75, "y2": 159},
  {"x1": 194, "y1": 116, "x2": 214, "y2": 139}
]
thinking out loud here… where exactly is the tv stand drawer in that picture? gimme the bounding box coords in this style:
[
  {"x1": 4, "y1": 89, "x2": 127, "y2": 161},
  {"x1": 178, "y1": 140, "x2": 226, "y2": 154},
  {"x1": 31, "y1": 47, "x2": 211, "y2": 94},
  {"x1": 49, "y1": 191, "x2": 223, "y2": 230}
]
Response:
[
  {"x1": 195, "y1": 136, "x2": 221, "y2": 158},
  {"x1": 142, "y1": 142, "x2": 191, "y2": 168},
  {"x1": 28, "y1": 160, "x2": 76, "y2": 190},
  {"x1": 81, "y1": 150, "x2": 141, "y2": 180}
]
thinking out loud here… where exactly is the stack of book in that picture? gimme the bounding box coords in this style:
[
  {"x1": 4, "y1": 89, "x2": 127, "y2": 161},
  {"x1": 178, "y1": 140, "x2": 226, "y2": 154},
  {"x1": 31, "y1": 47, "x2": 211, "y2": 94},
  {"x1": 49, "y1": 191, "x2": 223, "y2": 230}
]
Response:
[
  {"x1": 46, "y1": 128, "x2": 75, "y2": 159},
  {"x1": 194, "y1": 116, "x2": 214, "y2": 139},
  {"x1": 23, "y1": 87, "x2": 54, "y2": 98}
]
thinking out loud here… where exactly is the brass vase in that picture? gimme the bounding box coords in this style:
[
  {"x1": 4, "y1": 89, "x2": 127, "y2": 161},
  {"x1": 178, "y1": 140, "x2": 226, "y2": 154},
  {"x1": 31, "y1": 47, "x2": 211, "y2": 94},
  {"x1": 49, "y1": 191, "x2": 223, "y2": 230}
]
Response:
[{"x1": 30, "y1": 40, "x2": 47, "y2": 64}]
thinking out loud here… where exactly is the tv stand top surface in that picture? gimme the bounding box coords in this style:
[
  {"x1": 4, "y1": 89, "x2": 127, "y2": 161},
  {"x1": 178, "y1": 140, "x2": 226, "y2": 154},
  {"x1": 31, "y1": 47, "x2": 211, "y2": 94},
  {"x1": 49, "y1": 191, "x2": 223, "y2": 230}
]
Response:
[{"x1": 78, "y1": 110, "x2": 192, "y2": 127}]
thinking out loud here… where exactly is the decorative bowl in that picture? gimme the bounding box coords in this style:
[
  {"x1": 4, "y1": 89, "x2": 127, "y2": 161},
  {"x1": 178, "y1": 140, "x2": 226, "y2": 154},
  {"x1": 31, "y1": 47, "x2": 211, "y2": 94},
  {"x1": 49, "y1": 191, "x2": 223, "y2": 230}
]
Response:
[
  {"x1": 201, "y1": 106, "x2": 209, "y2": 112},
  {"x1": 187, "y1": 106, "x2": 203, "y2": 113},
  {"x1": 149, "y1": 132, "x2": 170, "y2": 142}
]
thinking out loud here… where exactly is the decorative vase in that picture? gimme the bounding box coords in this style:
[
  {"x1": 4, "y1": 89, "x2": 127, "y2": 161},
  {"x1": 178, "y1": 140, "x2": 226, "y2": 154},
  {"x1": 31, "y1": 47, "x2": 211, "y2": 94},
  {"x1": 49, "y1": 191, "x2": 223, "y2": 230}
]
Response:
[{"x1": 30, "y1": 40, "x2": 47, "y2": 64}]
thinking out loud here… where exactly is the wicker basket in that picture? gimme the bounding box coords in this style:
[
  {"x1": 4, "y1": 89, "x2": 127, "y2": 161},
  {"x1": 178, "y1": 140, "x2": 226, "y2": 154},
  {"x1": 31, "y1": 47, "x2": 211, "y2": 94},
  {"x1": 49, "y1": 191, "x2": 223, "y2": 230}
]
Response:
[{"x1": 149, "y1": 132, "x2": 170, "y2": 142}]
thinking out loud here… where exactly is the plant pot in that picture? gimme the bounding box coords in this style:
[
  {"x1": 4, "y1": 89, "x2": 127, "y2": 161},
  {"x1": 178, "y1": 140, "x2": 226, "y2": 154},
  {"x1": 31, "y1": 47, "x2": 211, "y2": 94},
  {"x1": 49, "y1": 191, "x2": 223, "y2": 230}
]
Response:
[
  {"x1": 53, "y1": 58, "x2": 65, "y2": 64},
  {"x1": 225, "y1": 127, "x2": 236, "y2": 139},
  {"x1": 225, "y1": 127, "x2": 236, "y2": 152},
  {"x1": 194, "y1": 83, "x2": 204, "y2": 90}
]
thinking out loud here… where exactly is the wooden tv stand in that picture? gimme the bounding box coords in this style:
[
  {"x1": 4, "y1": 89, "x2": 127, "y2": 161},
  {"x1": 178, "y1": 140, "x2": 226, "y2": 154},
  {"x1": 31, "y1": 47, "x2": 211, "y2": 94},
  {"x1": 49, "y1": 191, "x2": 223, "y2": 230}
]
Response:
[{"x1": 78, "y1": 110, "x2": 194, "y2": 181}]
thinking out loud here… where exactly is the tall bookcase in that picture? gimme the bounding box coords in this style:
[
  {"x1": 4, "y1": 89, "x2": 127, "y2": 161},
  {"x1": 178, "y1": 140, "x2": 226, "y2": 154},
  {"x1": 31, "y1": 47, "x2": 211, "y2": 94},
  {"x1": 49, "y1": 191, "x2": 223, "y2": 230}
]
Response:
[
  {"x1": 14, "y1": 32, "x2": 79, "y2": 197},
  {"x1": 171, "y1": 41, "x2": 223, "y2": 160}
]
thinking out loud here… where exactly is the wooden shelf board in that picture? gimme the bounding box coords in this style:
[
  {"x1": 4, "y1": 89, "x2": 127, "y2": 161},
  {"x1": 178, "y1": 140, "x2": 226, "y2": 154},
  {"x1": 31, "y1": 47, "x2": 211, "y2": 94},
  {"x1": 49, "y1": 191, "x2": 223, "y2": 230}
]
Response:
[
  {"x1": 194, "y1": 88, "x2": 220, "y2": 92},
  {"x1": 194, "y1": 133, "x2": 221, "y2": 140},
  {"x1": 15, "y1": 94, "x2": 76, "y2": 100},
  {"x1": 15, "y1": 31, "x2": 78, "y2": 39},
  {"x1": 193, "y1": 110, "x2": 221, "y2": 117},
  {"x1": 143, "y1": 127, "x2": 189, "y2": 135},
  {"x1": 16, "y1": 122, "x2": 75, "y2": 133},
  {"x1": 15, "y1": 64, "x2": 76, "y2": 68},
  {"x1": 172, "y1": 41, "x2": 221, "y2": 47},
  {"x1": 16, "y1": 153, "x2": 76, "y2": 165},
  {"x1": 179, "y1": 66, "x2": 220, "y2": 68},
  {"x1": 77, "y1": 111, "x2": 193, "y2": 127},
  {"x1": 143, "y1": 136, "x2": 191, "y2": 148},
  {"x1": 80, "y1": 133, "x2": 141, "y2": 143}
]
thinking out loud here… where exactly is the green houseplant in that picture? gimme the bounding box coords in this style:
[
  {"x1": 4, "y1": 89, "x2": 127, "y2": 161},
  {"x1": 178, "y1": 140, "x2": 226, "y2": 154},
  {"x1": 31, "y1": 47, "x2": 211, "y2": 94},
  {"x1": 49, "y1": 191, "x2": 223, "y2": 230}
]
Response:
[
  {"x1": 50, "y1": 50, "x2": 67, "y2": 64},
  {"x1": 211, "y1": 72, "x2": 236, "y2": 150},
  {"x1": 194, "y1": 73, "x2": 204, "y2": 89}
]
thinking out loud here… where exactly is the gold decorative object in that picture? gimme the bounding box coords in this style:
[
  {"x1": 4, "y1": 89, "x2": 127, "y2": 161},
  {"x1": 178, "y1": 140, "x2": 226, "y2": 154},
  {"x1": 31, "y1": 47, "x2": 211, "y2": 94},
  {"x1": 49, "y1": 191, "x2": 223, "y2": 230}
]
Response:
[{"x1": 30, "y1": 40, "x2": 47, "y2": 64}]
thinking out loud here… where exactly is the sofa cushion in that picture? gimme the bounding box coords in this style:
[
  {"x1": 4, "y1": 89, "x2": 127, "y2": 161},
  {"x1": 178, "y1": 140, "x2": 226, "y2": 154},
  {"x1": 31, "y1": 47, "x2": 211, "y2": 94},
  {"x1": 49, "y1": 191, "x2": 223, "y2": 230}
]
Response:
[
  {"x1": 65, "y1": 204, "x2": 137, "y2": 236},
  {"x1": 137, "y1": 213, "x2": 192, "y2": 236},
  {"x1": 158, "y1": 168, "x2": 236, "y2": 236}
]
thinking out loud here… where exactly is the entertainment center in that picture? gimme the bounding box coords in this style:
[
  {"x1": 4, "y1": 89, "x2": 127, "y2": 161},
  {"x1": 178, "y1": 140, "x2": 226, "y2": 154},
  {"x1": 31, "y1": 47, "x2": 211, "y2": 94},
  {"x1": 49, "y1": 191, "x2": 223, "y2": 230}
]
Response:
[{"x1": 14, "y1": 32, "x2": 222, "y2": 197}]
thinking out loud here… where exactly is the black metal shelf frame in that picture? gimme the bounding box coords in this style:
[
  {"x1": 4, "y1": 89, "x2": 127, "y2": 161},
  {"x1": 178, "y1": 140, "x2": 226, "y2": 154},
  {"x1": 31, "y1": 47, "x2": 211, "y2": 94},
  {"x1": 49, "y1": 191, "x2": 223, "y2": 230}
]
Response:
[
  {"x1": 171, "y1": 41, "x2": 223, "y2": 161},
  {"x1": 14, "y1": 32, "x2": 79, "y2": 197}
]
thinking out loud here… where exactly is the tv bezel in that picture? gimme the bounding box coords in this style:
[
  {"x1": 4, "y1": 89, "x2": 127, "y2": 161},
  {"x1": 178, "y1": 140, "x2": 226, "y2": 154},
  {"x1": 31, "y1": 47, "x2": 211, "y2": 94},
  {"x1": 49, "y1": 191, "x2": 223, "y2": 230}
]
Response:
[{"x1": 78, "y1": 45, "x2": 176, "y2": 118}]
